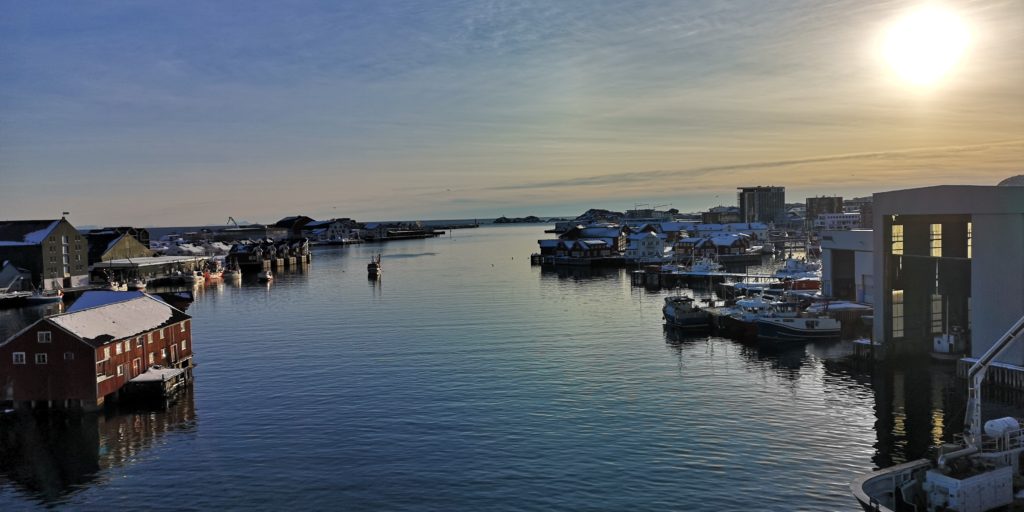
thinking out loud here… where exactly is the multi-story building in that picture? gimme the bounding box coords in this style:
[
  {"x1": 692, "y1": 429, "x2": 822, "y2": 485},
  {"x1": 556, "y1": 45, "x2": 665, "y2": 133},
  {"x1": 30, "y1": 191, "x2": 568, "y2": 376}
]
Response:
[
  {"x1": 872, "y1": 182, "x2": 1024, "y2": 366},
  {"x1": 737, "y1": 186, "x2": 786, "y2": 225},
  {"x1": 813, "y1": 212, "x2": 862, "y2": 231},
  {"x1": 805, "y1": 196, "x2": 844, "y2": 231},
  {"x1": 0, "y1": 218, "x2": 89, "y2": 290},
  {"x1": 0, "y1": 291, "x2": 194, "y2": 410}
]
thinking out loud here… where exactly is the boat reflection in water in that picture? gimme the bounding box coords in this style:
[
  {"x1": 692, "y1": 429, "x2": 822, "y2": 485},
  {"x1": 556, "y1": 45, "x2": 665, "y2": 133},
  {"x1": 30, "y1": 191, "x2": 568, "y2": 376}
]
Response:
[{"x1": 0, "y1": 387, "x2": 196, "y2": 506}]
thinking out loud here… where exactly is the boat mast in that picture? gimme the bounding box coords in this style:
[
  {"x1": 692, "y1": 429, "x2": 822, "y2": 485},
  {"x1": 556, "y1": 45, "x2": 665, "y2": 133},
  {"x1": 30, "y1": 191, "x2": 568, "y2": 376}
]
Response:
[{"x1": 964, "y1": 314, "x2": 1024, "y2": 446}]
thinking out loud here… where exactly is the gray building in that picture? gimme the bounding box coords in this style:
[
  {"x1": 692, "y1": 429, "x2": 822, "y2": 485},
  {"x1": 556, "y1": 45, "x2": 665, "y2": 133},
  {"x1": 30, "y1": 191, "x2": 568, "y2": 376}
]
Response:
[
  {"x1": 872, "y1": 183, "x2": 1024, "y2": 366},
  {"x1": 0, "y1": 218, "x2": 89, "y2": 290},
  {"x1": 806, "y1": 196, "x2": 844, "y2": 231},
  {"x1": 737, "y1": 186, "x2": 786, "y2": 225}
]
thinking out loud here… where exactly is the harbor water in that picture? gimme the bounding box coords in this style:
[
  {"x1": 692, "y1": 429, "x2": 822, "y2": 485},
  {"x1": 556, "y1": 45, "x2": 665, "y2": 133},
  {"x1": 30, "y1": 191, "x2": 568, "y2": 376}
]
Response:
[{"x1": 0, "y1": 225, "x2": 1002, "y2": 510}]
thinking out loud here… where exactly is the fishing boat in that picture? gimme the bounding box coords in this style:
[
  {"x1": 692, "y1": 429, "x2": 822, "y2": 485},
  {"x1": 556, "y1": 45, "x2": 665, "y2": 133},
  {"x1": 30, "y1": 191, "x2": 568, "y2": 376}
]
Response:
[
  {"x1": 25, "y1": 289, "x2": 63, "y2": 305},
  {"x1": 223, "y1": 263, "x2": 242, "y2": 279},
  {"x1": 367, "y1": 254, "x2": 382, "y2": 278},
  {"x1": 257, "y1": 270, "x2": 273, "y2": 281},
  {"x1": 851, "y1": 315, "x2": 1024, "y2": 512},
  {"x1": 128, "y1": 278, "x2": 147, "y2": 291},
  {"x1": 710, "y1": 295, "x2": 776, "y2": 341},
  {"x1": 754, "y1": 301, "x2": 841, "y2": 343},
  {"x1": 774, "y1": 257, "x2": 822, "y2": 280},
  {"x1": 688, "y1": 257, "x2": 725, "y2": 274},
  {"x1": 105, "y1": 280, "x2": 128, "y2": 291},
  {"x1": 662, "y1": 296, "x2": 711, "y2": 329}
]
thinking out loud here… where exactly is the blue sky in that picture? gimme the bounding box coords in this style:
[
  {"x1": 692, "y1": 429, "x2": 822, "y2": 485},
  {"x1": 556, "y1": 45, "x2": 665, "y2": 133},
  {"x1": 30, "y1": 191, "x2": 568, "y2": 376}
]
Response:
[{"x1": 1, "y1": 0, "x2": 1022, "y2": 226}]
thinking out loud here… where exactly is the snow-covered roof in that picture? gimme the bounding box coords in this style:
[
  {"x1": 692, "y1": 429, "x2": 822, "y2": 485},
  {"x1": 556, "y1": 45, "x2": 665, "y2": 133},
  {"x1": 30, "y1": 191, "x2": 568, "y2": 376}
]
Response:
[
  {"x1": 66, "y1": 291, "x2": 150, "y2": 313},
  {"x1": 130, "y1": 365, "x2": 185, "y2": 383},
  {"x1": 0, "y1": 220, "x2": 61, "y2": 246},
  {"x1": 49, "y1": 293, "x2": 188, "y2": 346},
  {"x1": 580, "y1": 227, "x2": 622, "y2": 238},
  {"x1": 709, "y1": 235, "x2": 748, "y2": 247}
]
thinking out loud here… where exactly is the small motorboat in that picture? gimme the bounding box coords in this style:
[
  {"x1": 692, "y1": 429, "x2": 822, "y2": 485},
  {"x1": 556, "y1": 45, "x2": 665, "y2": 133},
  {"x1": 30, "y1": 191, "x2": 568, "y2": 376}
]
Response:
[
  {"x1": 257, "y1": 270, "x2": 273, "y2": 281},
  {"x1": 128, "y1": 278, "x2": 147, "y2": 291},
  {"x1": 25, "y1": 289, "x2": 63, "y2": 305},
  {"x1": 662, "y1": 296, "x2": 711, "y2": 329}
]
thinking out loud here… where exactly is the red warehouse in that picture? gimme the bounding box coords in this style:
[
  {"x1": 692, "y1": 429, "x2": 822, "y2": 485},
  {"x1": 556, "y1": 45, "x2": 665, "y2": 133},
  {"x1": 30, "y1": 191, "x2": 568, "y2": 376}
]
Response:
[{"x1": 0, "y1": 291, "x2": 194, "y2": 411}]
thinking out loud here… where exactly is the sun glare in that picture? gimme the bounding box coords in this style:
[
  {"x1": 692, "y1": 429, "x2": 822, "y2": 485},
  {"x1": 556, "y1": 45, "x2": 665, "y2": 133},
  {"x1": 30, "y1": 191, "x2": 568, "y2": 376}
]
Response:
[{"x1": 882, "y1": 5, "x2": 970, "y2": 87}]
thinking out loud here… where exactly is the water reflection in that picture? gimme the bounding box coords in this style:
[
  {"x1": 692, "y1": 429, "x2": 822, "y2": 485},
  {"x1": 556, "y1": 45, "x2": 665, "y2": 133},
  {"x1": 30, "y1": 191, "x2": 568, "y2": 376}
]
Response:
[
  {"x1": 539, "y1": 265, "x2": 621, "y2": 281},
  {"x1": 0, "y1": 388, "x2": 196, "y2": 506}
]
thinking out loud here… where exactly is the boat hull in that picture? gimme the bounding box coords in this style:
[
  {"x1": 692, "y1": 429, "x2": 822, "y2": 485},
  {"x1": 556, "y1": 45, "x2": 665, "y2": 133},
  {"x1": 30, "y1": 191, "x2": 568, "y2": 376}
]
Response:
[{"x1": 756, "y1": 318, "x2": 840, "y2": 342}]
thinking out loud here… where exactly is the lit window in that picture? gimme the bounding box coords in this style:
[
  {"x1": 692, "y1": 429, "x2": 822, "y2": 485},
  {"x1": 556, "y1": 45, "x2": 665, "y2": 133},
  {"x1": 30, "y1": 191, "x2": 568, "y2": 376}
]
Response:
[
  {"x1": 891, "y1": 224, "x2": 904, "y2": 255},
  {"x1": 117, "y1": 364, "x2": 124, "y2": 376},
  {"x1": 967, "y1": 222, "x2": 972, "y2": 259},
  {"x1": 35, "y1": 353, "x2": 48, "y2": 364},
  {"x1": 12, "y1": 352, "x2": 26, "y2": 365},
  {"x1": 37, "y1": 331, "x2": 51, "y2": 343},
  {"x1": 892, "y1": 290, "x2": 905, "y2": 338},
  {"x1": 116, "y1": 343, "x2": 123, "y2": 355},
  {"x1": 64, "y1": 352, "x2": 74, "y2": 360},
  {"x1": 148, "y1": 352, "x2": 155, "y2": 365},
  {"x1": 147, "y1": 333, "x2": 153, "y2": 344},
  {"x1": 931, "y1": 294, "x2": 943, "y2": 334},
  {"x1": 180, "y1": 322, "x2": 186, "y2": 333},
  {"x1": 103, "y1": 347, "x2": 111, "y2": 360},
  {"x1": 930, "y1": 224, "x2": 942, "y2": 257}
]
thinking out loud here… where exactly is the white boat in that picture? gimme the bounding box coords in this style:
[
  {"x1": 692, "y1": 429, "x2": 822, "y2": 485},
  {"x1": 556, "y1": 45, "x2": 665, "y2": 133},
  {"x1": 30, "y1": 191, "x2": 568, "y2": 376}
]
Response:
[
  {"x1": 128, "y1": 278, "x2": 147, "y2": 291},
  {"x1": 105, "y1": 280, "x2": 128, "y2": 291},
  {"x1": 774, "y1": 257, "x2": 822, "y2": 279},
  {"x1": 754, "y1": 301, "x2": 841, "y2": 343},
  {"x1": 182, "y1": 270, "x2": 205, "y2": 285},
  {"x1": 257, "y1": 270, "x2": 273, "y2": 281},
  {"x1": 25, "y1": 289, "x2": 63, "y2": 305},
  {"x1": 662, "y1": 296, "x2": 711, "y2": 329},
  {"x1": 851, "y1": 315, "x2": 1024, "y2": 512}
]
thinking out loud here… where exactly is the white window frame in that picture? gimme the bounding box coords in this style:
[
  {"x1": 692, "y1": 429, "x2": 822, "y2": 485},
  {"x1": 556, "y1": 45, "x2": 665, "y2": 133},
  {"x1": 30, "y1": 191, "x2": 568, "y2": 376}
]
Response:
[
  {"x1": 148, "y1": 352, "x2": 155, "y2": 365},
  {"x1": 160, "y1": 329, "x2": 165, "y2": 340},
  {"x1": 117, "y1": 364, "x2": 124, "y2": 376},
  {"x1": 116, "y1": 342, "x2": 123, "y2": 355},
  {"x1": 37, "y1": 331, "x2": 52, "y2": 343},
  {"x1": 180, "y1": 321, "x2": 186, "y2": 333},
  {"x1": 35, "y1": 353, "x2": 48, "y2": 365},
  {"x1": 13, "y1": 352, "x2": 26, "y2": 365},
  {"x1": 181, "y1": 340, "x2": 187, "y2": 351},
  {"x1": 147, "y1": 333, "x2": 153, "y2": 344}
]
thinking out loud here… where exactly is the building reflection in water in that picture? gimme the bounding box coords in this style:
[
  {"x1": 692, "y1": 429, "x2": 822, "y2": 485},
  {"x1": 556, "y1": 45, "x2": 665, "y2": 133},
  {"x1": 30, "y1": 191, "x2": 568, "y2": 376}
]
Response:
[{"x1": 0, "y1": 387, "x2": 196, "y2": 505}]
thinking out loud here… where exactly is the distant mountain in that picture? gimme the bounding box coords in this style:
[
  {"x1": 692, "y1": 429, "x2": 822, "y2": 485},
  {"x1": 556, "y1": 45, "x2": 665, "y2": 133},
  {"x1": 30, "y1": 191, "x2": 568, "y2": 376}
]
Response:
[{"x1": 493, "y1": 215, "x2": 543, "y2": 224}]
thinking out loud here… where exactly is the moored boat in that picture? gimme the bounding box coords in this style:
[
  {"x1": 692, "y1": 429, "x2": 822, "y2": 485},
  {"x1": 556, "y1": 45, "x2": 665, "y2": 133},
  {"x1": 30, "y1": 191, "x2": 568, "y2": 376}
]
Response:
[
  {"x1": 367, "y1": 254, "x2": 381, "y2": 278},
  {"x1": 128, "y1": 278, "x2": 147, "y2": 291},
  {"x1": 25, "y1": 289, "x2": 63, "y2": 305},
  {"x1": 662, "y1": 296, "x2": 711, "y2": 329},
  {"x1": 257, "y1": 270, "x2": 273, "y2": 281}
]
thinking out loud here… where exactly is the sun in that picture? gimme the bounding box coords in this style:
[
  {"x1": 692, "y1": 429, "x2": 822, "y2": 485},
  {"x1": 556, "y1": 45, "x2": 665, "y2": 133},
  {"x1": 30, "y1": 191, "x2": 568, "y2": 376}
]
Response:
[{"x1": 882, "y1": 6, "x2": 970, "y2": 87}]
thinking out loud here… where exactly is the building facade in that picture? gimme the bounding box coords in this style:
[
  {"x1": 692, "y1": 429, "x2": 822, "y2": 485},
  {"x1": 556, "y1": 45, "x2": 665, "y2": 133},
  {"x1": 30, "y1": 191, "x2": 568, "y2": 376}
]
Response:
[
  {"x1": 806, "y1": 196, "x2": 844, "y2": 231},
  {"x1": 737, "y1": 186, "x2": 786, "y2": 225},
  {"x1": 0, "y1": 218, "x2": 89, "y2": 290},
  {"x1": 820, "y1": 229, "x2": 873, "y2": 303},
  {"x1": 872, "y1": 184, "x2": 1024, "y2": 364},
  {"x1": 0, "y1": 291, "x2": 194, "y2": 410}
]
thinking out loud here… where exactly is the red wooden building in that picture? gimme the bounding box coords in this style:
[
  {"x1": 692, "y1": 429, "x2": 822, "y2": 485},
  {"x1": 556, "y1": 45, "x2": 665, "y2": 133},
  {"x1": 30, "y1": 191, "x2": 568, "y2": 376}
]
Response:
[{"x1": 0, "y1": 291, "x2": 194, "y2": 411}]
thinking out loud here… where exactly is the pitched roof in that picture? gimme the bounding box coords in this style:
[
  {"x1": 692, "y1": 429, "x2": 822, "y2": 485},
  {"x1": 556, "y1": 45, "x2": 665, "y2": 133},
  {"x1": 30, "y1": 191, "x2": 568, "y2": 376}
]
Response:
[
  {"x1": 50, "y1": 292, "x2": 189, "y2": 347},
  {"x1": 0, "y1": 219, "x2": 60, "y2": 246}
]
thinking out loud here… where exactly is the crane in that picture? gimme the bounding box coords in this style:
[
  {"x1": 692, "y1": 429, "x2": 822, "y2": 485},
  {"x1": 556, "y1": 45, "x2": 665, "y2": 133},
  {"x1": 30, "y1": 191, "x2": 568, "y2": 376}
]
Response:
[
  {"x1": 227, "y1": 217, "x2": 239, "y2": 228},
  {"x1": 964, "y1": 313, "x2": 1024, "y2": 447}
]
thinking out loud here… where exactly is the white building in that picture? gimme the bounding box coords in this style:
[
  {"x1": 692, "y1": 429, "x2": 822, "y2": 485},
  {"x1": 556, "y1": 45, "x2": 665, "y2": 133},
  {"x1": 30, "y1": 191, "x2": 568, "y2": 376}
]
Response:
[
  {"x1": 624, "y1": 232, "x2": 671, "y2": 264},
  {"x1": 872, "y1": 182, "x2": 1024, "y2": 365},
  {"x1": 820, "y1": 229, "x2": 873, "y2": 303},
  {"x1": 813, "y1": 212, "x2": 862, "y2": 231}
]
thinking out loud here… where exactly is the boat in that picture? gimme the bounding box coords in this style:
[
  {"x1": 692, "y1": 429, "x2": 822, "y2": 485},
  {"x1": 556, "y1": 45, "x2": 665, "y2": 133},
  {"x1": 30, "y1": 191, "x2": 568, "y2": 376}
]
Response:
[
  {"x1": 688, "y1": 257, "x2": 725, "y2": 274},
  {"x1": 257, "y1": 270, "x2": 273, "y2": 281},
  {"x1": 105, "y1": 280, "x2": 128, "y2": 291},
  {"x1": 224, "y1": 267, "x2": 242, "y2": 279},
  {"x1": 205, "y1": 269, "x2": 223, "y2": 281},
  {"x1": 128, "y1": 278, "x2": 147, "y2": 291},
  {"x1": 851, "y1": 314, "x2": 1024, "y2": 512},
  {"x1": 0, "y1": 291, "x2": 32, "y2": 309},
  {"x1": 182, "y1": 270, "x2": 205, "y2": 285},
  {"x1": 711, "y1": 295, "x2": 776, "y2": 341},
  {"x1": 662, "y1": 296, "x2": 711, "y2": 329},
  {"x1": 754, "y1": 301, "x2": 841, "y2": 343},
  {"x1": 25, "y1": 289, "x2": 63, "y2": 305},
  {"x1": 774, "y1": 257, "x2": 822, "y2": 279},
  {"x1": 367, "y1": 254, "x2": 381, "y2": 278}
]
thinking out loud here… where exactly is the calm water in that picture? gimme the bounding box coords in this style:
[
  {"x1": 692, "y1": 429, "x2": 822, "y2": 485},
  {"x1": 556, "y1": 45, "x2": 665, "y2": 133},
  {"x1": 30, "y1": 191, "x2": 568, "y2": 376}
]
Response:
[{"x1": 0, "y1": 225, "x2": 990, "y2": 510}]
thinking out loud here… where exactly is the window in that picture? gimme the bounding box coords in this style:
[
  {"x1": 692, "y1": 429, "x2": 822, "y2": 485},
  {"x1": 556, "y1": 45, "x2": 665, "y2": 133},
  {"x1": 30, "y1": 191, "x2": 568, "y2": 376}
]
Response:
[
  {"x1": 35, "y1": 353, "x2": 48, "y2": 364},
  {"x1": 891, "y1": 224, "x2": 904, "y2": 255},
  {"x1": 12, "y1": 352, "x2": 26, "y2": 365},
  {"x1": 64, "y1": 352, "x2": 74, "y2": 361},
  {"x1": 37, "y1": 331, "x2": 52, "y2": 343},
  {"x1": 161, "y1": 349, "x2": 168, "y2": 360},
  {"x1": 967, "y1": 222, "x2": 972, "y2": 259},
  {"x1": 180, "y1": 321, "x2": 186, "y2": 333},
  {"x1": 931, "y1": 294, "x2": 943, "y2": 334},
  {"x1": 135, "y1": 338, "x2": 143, "y2": 349},
  {"x1": 148, "y1": 352, "x2": 155, "y2": 365},
  {"x1": 116, "y1": 342, "x2": 123, "y2": 355},
  {"x1": 147, "y1": 333, "x2": 153, "y2": 344},
  {"x1": 181, "y1": 340, "x2": 187, "y2": 352},
  {"x1": 103, "y1": 347, "x2": 111, "y2": 360},
  {"x1": 160, "y1": 329, "x2": 165, "y2": 340},
  {"x1": 892, "y1": 290, "x2": 905, "y2": 338},
  {"x1": 929, "y1": 223, "x2": 942, "y2": 257},
  {"x1": 61, "y1": 235, "x2": 68, "y2": 244},
  {"x1": 117, "y1": 364, "x2": 124, "y2": 376}
]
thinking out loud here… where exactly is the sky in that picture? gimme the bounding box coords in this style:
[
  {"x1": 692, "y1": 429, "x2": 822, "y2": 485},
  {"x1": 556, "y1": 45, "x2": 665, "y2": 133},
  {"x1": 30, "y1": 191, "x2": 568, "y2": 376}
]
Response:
[{"x1": 1, "y1": 0, "x2": 1022, "y2": 226}]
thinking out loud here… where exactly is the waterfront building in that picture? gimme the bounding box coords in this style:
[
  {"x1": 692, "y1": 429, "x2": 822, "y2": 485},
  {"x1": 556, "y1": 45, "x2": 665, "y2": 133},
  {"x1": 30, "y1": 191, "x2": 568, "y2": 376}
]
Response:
[
  {"x1": 693, "y1": 222, "x2": 769, "y2": 241},
  {"x1": 812, "y1": 212, "x2": 862, "y2": 231},
  {"x1": 872, "y1": 182, "x2": 1024, "y2": 366},
  {"x1": 0, "y1": 218, "x2": 89, "y2": 290},
  {"x1": 820, "y1": 229, "x2": 873, "y2": 303},
  {"x1": 86, "y1": 227, "x2": 151, "y2": 248},
  {"x1": 0, "y1": 261, "x2": 33, "y2": 293},
  {"x1": 675, "y1": 233, "x2": 752, "y2": 258},
  {"x1": 805, "y1": 196, "x2": 844, "y2": 231},
  {"x1": 737, "y1": 186, "x2": 786, "y2": 225},
  {"x1": 85, "y1": 230, "x2": 155, "y2": 265},
  {"x1": 624, "y1": 231, "x2": 671, "y2": 264},
  {"x1": 557, "y1": 224, "x2": 627, "y2": 253},
  {"x1": 0, "y1": 291, "x2": 194, "y2": 410},
  {"x1": 273, "y1": 216, "x2": 316, "y2": 236},
  {"x1": 701, "y1": 206, "x2": 741, "y2": 224}
]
